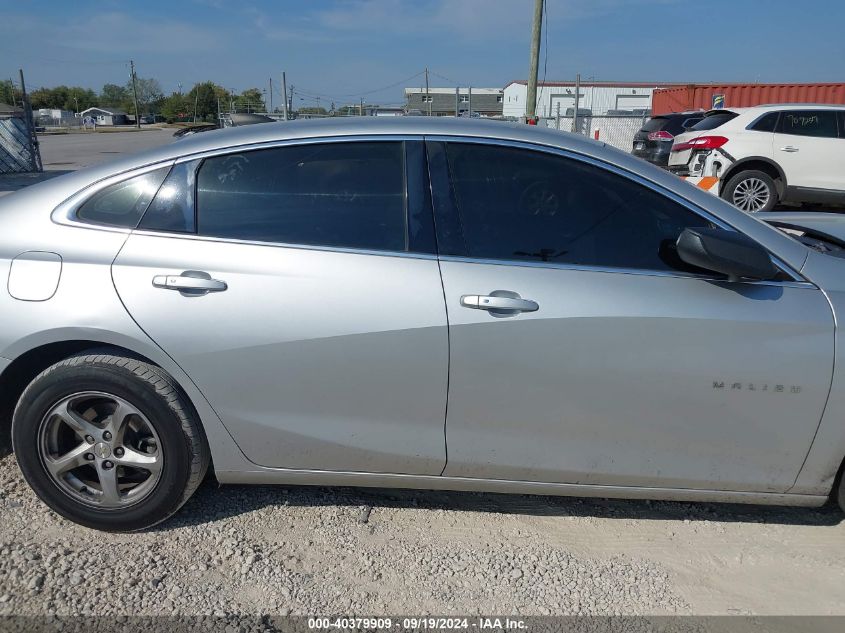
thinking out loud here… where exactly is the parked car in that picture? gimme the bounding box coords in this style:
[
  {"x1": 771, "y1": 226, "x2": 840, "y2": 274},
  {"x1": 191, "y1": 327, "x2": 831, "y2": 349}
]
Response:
[
  {"x1": 668, "y1": 104, "x2": 845, "y2": 212},
  {"x1": 632, "y1": 111, "x2": 705, "y2": 166},
  {"x1": 172, "y1": 124, "x2": 219, "y2": 138},
  {"x1": 3, "y1": 118, "x2": 845, "y2": 531}
]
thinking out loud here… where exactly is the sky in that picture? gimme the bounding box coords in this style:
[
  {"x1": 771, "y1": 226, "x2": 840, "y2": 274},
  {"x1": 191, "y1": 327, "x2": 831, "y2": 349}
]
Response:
[{"x1": 1, "y1": 0, "x2": 843, "y2": 107}]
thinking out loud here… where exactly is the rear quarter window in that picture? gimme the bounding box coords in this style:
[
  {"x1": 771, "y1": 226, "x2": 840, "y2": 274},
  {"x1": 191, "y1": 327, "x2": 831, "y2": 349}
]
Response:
[{"x1": 75, "y1": 167, "x2": 170, "y2": 228}]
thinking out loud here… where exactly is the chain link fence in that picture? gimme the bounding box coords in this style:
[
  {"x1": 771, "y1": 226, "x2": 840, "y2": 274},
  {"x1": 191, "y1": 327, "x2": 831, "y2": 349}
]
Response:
[{"x1": 541, "y1": 114, "x2": 648, "y2": 153}]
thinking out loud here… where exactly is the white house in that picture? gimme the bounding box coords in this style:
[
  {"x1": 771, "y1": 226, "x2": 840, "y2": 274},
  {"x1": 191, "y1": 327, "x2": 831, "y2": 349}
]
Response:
[
  {"x1": 78, "y1": 107, "x2": 129, "y2": 126},
  {"x1": 502, "y1": 80, "x2": 681, "y2": 118}
]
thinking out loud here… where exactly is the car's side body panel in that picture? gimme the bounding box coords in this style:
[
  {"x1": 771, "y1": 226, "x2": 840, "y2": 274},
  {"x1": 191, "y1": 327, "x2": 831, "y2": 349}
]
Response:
[
  {"x1": 437, "y1": 259, "x2": 834, "y2": 492},
  {"x1": 112, "y1": 233, "x2": 449, "y2": 475}
]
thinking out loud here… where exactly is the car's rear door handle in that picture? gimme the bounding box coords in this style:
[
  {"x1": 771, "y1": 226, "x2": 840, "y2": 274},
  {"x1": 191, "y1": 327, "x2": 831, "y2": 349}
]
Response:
[
  {"x1": 152, "y1": 272, "x2": 227, "y2": 293},
  {"x1": 461, "y1": 294, "x2": 539, "y2": 313},
  {"x1": 780, "y1": 146, "x2": 799, "y2": 153}
]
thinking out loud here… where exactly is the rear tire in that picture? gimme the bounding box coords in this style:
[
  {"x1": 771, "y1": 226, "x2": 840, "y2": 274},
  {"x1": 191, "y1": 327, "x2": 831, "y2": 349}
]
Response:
[
  {"x1": 12, "y1": 351, "x2": 209, "y2": 531},
  {"x1": 721, "y1": 170, "x2": 778, "y2": 212}
]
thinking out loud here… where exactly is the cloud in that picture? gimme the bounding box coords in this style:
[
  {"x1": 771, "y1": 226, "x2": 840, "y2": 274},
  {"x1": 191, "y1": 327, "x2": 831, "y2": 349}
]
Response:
[
  {"x1": 309, "y1": 0, "x2": 678, "y2": 38},
  {"x1": 0, "y1": 11, "x2": 221, "y2": 57}
]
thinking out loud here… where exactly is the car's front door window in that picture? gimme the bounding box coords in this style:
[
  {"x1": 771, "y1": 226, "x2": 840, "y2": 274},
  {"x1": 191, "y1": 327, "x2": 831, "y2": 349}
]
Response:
[{"x1": 442, "y1": 142, "x2": 713, "y2": 274}]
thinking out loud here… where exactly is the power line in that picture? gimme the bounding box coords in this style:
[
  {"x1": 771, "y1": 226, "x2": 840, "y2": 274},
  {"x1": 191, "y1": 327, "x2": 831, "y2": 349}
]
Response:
[{"x1": 294, "y1": 69, "x2": 426, "y2": 102}]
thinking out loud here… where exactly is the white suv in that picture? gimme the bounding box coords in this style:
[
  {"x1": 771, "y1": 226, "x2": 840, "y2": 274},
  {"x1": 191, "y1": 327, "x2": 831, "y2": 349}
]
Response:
[{"x1": 668, "y1": 104, "x2": 845, "y2": 212}]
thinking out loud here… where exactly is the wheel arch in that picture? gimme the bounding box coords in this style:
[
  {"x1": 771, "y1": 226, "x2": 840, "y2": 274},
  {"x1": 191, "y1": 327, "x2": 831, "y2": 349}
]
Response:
[
  {"x1": 721, "y1": 157, "x2": 788, "y2": 200},
  {"x1": 0, "y1": 333, "x2": 239, "y2": 475}
]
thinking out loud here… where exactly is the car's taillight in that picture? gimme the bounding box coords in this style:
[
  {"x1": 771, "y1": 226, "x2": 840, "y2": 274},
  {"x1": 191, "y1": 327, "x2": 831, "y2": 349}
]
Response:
[
  {"x1": 647, "y1": 130, "x2": 674, "y2": 141},
  {"x1": 671, "y1": 136, "x2": 729, "y2": 152}
]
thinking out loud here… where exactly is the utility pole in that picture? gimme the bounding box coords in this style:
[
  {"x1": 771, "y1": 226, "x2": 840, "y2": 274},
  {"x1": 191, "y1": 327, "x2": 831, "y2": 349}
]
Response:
[
  {"x1": 193, "y1": 88, "x2": 199, "y2": 123},
  {"x1": 525, "y1": 0, "x2": 544, "y2": 122},
  {"x1": 269, "y1": 76, "x2": 273, "y2": 113},
  {"x1": 455, "y1": 87, "x2": 459, "y2": 117},
  {"x1": 424, "y1": 67, "x2": 431, "y2": 116},
  {"x1": 359, "y1": 98, "x2": 364, "y2": 116},
  {"x1": 281, "y1": 72, "x2": 289, "y2": 120},
  {"x1": 572, "y1": 73, "x2": 581, "y2": 133},
  {"x1": 288, "y1": 85, "x2": 294, "y2": 117},
  {"x1": 18, "y1": 68, "x2": 42, "y2": 172},
  {"x1": 468, "y1": 86, "x2": 472, "y2": 118},
  {"x1": 129, "y1": 60, "x2": 141, "y2": 129}
]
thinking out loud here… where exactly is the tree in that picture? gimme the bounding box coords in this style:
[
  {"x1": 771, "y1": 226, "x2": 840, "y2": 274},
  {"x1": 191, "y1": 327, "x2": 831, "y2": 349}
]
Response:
[
  {"x1": 233, "y1": 88, "x2": 265, "y2": 113},
  {"x1": 159, "y1": 92, "x2": 189, "y2": 122},
  {"x1": 185, "y1": 82, "x2": 230, "y2": 122},
  {"x1": 298, "y1": 106, "x2": 328, "y2": 115},
  {"x1": 100, "y1": 83, "x2": 130, "y2": 110},
  {"x1": 65, "y1": 87, "x2": 98, "y2": 112},
  {"x1": 127, "y1": 77, "x2": 163, "y2": 114},
  {"x1": 0, "y1": 79, "x2": 21, "y2": 107}
]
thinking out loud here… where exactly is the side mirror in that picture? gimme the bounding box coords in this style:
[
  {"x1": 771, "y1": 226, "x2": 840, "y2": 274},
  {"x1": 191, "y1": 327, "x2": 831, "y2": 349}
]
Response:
[{"x1": 676, "y1": 227, "x2": 778, "y2": 281}]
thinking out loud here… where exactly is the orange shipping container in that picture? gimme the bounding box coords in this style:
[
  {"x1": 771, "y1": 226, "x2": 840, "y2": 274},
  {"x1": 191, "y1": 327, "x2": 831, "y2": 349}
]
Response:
[{"x1": 652, "y1": 83, "x2": 845, "y2": 115}]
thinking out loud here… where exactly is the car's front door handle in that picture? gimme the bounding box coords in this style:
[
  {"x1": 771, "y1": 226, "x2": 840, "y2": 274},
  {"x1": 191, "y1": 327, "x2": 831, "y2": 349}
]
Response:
[
  {"x1": 780, "y1": 146, "x2": 799, "y2": 153},
  {"x1": 461, "y1": 294, "x2": 539, "y2": 313},
  {"x1": 152, "y1": 273, "x2": 227, "y2": 293}
]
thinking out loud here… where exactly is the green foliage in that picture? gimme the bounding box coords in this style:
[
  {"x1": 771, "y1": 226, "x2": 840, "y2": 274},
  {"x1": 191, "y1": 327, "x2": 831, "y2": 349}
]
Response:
[
  {"x1": 28, "y1": 85, "x2": 98, "y2": 112},
  {"x1": 298, "y1": 106, "x2": 328, "y2": 115},
  {"x1": 127, "y1": 77, "x2": 163, "y2": 112},
  {"x1": 159, "y1": 93, "x2": 190, "y2": 122},
  {"x1": 185, "y1": 82, "x2": 230, "y2": 122},
  {"x1": 232, "y1": 87, "x2": 265, "y2": 113},
  {"x1": 0, "y1": 80, "x2": 21, "y2": 107},
  {"x1": 99, "y1": 83, "x2": 130, "y2": 110}
]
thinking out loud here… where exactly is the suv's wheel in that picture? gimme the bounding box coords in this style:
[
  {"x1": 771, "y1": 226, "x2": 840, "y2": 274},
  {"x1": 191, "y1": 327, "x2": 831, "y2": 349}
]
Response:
[
  {"x1": 12, "y1": 351, "x2": 209, "y2": 531},
  {"x1": 722, "y1": 170, "x2": 778, "y2": 212}
]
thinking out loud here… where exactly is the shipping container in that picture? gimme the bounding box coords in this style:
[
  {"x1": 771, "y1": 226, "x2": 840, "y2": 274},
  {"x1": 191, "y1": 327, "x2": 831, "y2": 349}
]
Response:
[{"x1": 652, "y1": 83, "x2": 845, "y2": 115}]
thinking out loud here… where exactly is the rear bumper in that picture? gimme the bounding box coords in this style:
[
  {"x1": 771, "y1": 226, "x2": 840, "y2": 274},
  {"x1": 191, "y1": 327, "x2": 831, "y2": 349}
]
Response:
[{"x1": 631, "y1": 140, "x2": 672, "y2": 166}]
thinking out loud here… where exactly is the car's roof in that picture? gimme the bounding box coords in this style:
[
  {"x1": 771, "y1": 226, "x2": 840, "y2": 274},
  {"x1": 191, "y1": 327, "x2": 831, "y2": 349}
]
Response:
[
  {"x1": 168, "y1": 116, "x2": 598, "y2": 158},
  {"x1": 653, "y1": 111, "x2": 705, "y2": 118},
  {"x1": 705, "y1": 103, "x2": 845, "y2": 116}
]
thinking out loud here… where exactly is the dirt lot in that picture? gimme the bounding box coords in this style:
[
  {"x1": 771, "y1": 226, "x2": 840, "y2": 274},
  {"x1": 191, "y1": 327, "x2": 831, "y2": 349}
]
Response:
[{"x1": 1, "y1": 432, "x2": 844, "y2": 617}]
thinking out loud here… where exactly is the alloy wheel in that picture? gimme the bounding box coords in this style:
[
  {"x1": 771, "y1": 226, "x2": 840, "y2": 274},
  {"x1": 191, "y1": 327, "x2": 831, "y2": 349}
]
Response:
[
  {"x1": 732, "y1": 177, "x2": 771, "y2": 212},
  {"x1": 37, "y1": 391, "x2": 163, "y2": 509}
]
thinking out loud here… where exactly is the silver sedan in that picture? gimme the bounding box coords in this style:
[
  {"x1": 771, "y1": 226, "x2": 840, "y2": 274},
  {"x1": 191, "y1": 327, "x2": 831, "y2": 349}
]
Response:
[{"x1": 2, "y1": 118, "x2": 844, "y2": 531}]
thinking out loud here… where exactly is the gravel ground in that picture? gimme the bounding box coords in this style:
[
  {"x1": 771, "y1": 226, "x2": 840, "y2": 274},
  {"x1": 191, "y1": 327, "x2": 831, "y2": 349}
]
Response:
[{"x1": 1, "y1": 431, "x2": 845, "y2": 617}]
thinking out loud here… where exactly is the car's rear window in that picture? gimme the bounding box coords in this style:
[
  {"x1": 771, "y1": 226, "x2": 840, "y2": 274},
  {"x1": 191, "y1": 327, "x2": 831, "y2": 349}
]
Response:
[
  {"x1": 642, "y1": 117, "x2": 669, "y2": 132},
  {"x1": 689, "y1": 111, "x2": 739, "y2": 131}
]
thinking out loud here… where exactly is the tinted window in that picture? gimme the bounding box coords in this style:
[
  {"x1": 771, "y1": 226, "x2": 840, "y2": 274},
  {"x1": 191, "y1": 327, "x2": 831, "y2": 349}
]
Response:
[
  {"x1": 689, "y1": 112, "x2": 738, "y2": 131},
  {"x1": 749, "y1": 112, "x2": 779, "y2": 132},
  {"x1": 778, "y1": 110, "x2": 838, "y2": 138},
  {"x1": 642, "y1": 117, "x2": 669, "y2": 132},
  {"x1": 642, "y1": 115, "x2": 703, "y2": 135},
  {"x1": 840, "y1": 111, "x2": 845, "y2": 138},
  {"x1": 138, "y1": 160, "x2": 199, "y2": 233},
  {"x1": 444, "y1": 143, "x2": 712, "y2": 272},
  {"x1": 196, "y1": 142, "x2": 407, "y2": 251},
  {"x1": 76, "y1": 167, "x2": 169, "y2": 228}
]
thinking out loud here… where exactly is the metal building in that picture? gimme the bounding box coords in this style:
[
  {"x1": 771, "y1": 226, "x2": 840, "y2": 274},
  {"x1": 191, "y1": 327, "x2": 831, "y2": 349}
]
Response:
[
  {"x1": 404, "y1": 88, "x2": 504, "y2": 116},
  {"x1": 503, "y1": 80, "x2": 681, "y2": 119}
]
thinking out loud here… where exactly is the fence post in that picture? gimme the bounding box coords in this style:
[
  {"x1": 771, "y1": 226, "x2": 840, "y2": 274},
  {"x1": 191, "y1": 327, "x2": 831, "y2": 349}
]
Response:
[
  {"x1": 555, "y1": 103, "x2": 560, "y2": 131},
  {"x1": 18, "y1": 68, "x2": 41, "y2": 172}
]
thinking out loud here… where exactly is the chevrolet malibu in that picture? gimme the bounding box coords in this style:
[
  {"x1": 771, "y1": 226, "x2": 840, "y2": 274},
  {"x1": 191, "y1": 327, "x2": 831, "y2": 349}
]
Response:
[{"x1": 2, "y1": 118, "x2": 845, "y2": 531}]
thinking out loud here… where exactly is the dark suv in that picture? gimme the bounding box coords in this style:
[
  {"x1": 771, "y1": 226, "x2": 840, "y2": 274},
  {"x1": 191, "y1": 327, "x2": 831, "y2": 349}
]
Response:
[{"x1": 632, "y1": 112, "x2": 705, "y2": 167}]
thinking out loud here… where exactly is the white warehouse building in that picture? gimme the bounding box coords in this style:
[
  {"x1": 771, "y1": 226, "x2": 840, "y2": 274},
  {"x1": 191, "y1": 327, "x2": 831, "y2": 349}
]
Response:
[{"x1": 503, "y1": 80, "x2": 681, "y2": 118}]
